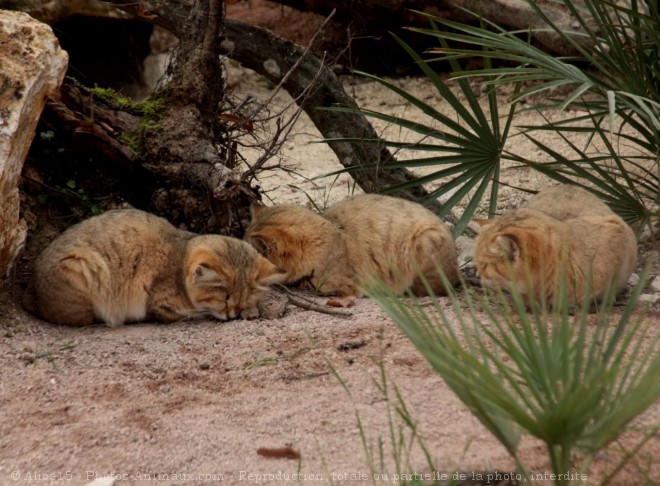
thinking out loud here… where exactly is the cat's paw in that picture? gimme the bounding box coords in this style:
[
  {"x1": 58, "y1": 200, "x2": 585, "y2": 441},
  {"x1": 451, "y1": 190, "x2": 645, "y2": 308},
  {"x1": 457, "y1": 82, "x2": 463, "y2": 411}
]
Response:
[{"x1": 240, "y1": 306, "x2": 260, "y2": 320}]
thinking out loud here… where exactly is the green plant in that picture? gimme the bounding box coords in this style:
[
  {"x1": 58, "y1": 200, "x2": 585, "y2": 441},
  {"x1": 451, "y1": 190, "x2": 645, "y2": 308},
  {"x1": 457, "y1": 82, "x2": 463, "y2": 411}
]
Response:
[
  {"x1": 330, "y1": 361, "x2": 452, "y2": 486},
  {"x1": 21, "y1": 340, "x2": 77, "y2": 368},
  {"x1": 91, "y1": 86, "x2": 164, "y2": 117},
  {"x1": 92, "y1": 86, "x2": 165, "y2": 154},
  {"x1": 245, "y1": 342, "x2": 315, "y2": 370},
  {"x1": 91, "y1": 86, "x2": 135, "y2": 109},
  {"x1": 323, "y1": 0, "x2": 658, "y2": 233},
  {"x1": 118, "y1": 131, "x2": 141, "y2": 154},
  {"x1": 34, "y1": 176, "x2": 102, "y2": 216},
  {"x1": 413, "y1": 0, "x2": 659, "y2": 229},
  {"x1": 332, "y1": 358, "x2": 530, "y2": 485},
  {"x1": 322, "y1": 34, "x2": 521, "y2": 236},
  {"x1": 367, "y1": 269, "x2": 660, "y2": 484}
]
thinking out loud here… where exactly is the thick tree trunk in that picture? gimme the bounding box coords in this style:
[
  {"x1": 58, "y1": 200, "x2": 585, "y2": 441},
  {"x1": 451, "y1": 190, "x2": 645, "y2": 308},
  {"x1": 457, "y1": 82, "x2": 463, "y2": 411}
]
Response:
[
  {"x1": 102, "y1": 0, "x2": 441, "y2": 208},
  {"x1": 138, "y1": 0, "x2": 257, "y2": 235},
  {"x1": 32, "y1": 0, "x2": 260, "y2": 235}
]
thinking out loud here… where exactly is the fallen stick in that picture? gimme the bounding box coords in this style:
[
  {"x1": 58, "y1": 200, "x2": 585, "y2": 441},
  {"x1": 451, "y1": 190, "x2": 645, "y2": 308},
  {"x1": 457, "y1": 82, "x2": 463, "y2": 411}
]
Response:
[{"x1": 274, "y1": 286, "x2": 353, "y2": 317}]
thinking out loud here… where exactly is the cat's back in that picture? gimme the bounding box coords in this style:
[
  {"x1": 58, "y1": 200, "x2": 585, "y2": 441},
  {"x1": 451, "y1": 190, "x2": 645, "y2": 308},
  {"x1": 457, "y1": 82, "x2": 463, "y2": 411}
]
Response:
[
  {"x1": 525, "y1": 185, "x2": 613, "y2": 221},
  {"x1": 524, "y1": 185, "x2": 636, "y2": 267},
  {"x1": 474, "y1": 185, "x2": 637, "y2": 304},
  {"x1": 43, "y1": 209, "x2": 188, "y2": 255},
  {"x1": 325, "y1": 194, "x2": 443, "y2": 233},
  {"x1": 26, "y1": 209, "x2": 193, "y2": 325},
  {"x1": 325, "y1": 194, "x2": 458, "y2": 293},
  {"x1": 34, "y1": 209, "x2": 192, "y2": 284}
]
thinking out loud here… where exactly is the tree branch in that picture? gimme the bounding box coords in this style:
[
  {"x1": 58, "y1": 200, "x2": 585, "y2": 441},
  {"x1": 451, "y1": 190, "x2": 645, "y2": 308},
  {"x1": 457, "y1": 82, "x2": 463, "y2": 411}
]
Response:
[{"x1": 97, "y1": 0, "x2": 442, "y2": 209}]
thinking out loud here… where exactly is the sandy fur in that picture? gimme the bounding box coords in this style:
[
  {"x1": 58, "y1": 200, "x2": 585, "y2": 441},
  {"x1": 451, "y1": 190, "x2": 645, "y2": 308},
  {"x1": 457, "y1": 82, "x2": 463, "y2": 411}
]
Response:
[
  {"x1": 244, "y1": 194, "x2": 458, "y2": 296},
  {"x1": 474, "y1": 185, "x2": 638, "y2": 305},
  {"x1": 24, "y1": 209, "x2": 286, "y2": 326}
]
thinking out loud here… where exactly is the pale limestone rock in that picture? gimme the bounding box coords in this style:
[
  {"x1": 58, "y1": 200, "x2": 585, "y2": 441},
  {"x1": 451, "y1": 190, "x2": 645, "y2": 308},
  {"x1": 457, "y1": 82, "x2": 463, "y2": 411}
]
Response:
[
  {"x1": 638, "y1": 293, "x2": 660, "y2": 305},
  {"x1": 455, "y1": 235, "x2": 475, "y2": 267},
  {"x1": 650, "y1": 276, "x2": 660, "y2": 293},
  {"x1": 0, "y1": 10, "x2": 68, "y2": 282},
  {"x1": 628, "y1": 272, "x2": 640, "y2": 284}
]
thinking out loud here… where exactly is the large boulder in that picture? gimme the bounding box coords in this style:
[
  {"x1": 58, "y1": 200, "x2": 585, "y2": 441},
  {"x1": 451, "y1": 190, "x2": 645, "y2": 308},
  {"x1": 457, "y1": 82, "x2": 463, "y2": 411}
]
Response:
[{"x1": 0, "y1": 10, "x2": 68, "y2": 283}]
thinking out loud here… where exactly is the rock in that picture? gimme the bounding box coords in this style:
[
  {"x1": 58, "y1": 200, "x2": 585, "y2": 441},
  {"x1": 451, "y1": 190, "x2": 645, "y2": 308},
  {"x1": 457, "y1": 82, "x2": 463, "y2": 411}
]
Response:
[
  {"x1": 455, "y1": 235, "x2": 475, "y2": 267},
  {"x1": 650, "y1": 276, "x2": 660, "y2": 293},
  {"x1": 638, "y1": 294, "x2": 660, "y2": 305},
  {"x1": 0, "y1": 11, "x2": 68, "y2": 283},
  {"x1": 628, "y1": 273, "x2": 640, "y2": 287}
]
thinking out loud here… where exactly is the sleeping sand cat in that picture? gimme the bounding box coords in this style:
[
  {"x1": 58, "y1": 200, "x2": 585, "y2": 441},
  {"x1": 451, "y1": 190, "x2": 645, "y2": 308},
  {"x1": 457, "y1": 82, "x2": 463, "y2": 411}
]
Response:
[
  {"x1": 244, "y1": 194, "x2": 458, "y2": 296},
  {"x1": 473, "y1": 185, "x2": 637, "y2": 306},
  {"x1": 24, "y1": 209, "x2": 286, "y2": 326}
]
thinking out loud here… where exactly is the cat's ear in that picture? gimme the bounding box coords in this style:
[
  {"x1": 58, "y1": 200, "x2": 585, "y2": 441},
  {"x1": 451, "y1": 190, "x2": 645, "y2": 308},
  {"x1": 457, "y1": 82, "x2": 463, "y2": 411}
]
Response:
[
  {"x1": 255, "y1": 256, "x2": 288, "y2": 287},
  {"x1": 472, "y1": 218, "x2": 493, "y2": 232},
  {"x1": 192, "y1": 264, "x2": 230, "y2": 287},
  {"x1": 247, "y1": 235, "x2": 270, "y2": 257},
  {"x1": 250, "y1": 201, "x2": 268, "y2": 218},
  {"x1": 493, "y1": 234, "x2": 520, "y2": 262}
]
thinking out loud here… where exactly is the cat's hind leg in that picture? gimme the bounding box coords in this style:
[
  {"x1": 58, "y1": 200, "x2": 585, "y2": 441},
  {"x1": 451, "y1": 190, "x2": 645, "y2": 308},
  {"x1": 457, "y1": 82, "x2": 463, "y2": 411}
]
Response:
[{"x1": 32, "y1": 252, "x2": 111, "y2": 326}]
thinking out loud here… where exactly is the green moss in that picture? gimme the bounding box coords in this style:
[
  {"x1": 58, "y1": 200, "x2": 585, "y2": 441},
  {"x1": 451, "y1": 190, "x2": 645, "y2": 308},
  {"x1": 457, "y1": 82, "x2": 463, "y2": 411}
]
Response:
[
  {"x1": 139, "y1": 97, "x2": 164, "y2": 121},
  {"x1": 92, "y1": 87, "x2": 165, "y2": 121},
  {"x1": 90, "y1": 85, "x2": 166, "y2": 155},
  {"x1": 119, "y1": 131, "x2": 141, "y2": 154},
  {"x1": 91, "y1": 86, "x2": 135, "y2": 109}
]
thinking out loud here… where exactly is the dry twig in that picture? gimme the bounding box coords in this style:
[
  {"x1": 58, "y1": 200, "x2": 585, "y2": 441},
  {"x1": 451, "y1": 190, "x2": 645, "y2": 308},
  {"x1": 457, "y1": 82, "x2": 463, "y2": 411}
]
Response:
[
  {"x1": 234, "y1": 10, "x2": 337, "y2": 182},
  {"x1": 274, "y1": 286, "x2": 353, "y2": 317}
]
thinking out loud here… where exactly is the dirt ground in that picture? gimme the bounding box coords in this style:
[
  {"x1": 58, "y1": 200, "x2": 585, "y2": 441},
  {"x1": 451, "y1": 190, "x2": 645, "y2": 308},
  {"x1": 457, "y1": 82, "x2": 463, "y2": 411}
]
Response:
[{"x1": 1, "y1": 3, "x2": 659, "y2": 485}]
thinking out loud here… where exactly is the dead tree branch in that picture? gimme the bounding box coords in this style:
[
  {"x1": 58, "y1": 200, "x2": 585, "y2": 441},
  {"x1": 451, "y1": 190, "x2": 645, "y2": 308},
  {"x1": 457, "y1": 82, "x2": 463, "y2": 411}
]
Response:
[
  {"x1": 96, "y1": 0, "x2": 442, "y2": 209},
  {"x1": 220, "y1": 18, "x2": 437, "y2": 205},
  {"x1": 33, "y1": 0, "x2": 260, "y2": 235}
]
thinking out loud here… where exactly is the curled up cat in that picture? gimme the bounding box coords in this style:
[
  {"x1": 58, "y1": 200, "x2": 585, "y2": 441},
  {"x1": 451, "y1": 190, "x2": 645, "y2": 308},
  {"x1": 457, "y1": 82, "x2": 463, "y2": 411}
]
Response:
[
  {"x1": 23, "y1": 209, "x2": 287, "y2": 326},
  {"x1": 244, "y1": 194, "x2": 459, "y2": 296},
  {"x1": 473, "y1": 184, "x2": 637, "y2": 306}
]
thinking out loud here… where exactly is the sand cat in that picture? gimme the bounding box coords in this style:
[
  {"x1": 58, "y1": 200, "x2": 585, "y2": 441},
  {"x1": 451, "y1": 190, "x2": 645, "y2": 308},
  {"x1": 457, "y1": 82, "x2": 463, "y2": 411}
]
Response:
[
  {"x1": 244, "y1": 194, "x2": 458, "y2": 296},
  {"x1": 473, "y1": 185, "x2": 637, "y2": 306},
  {"x1": 24, "y1": 209, "x2": 286, "y2": 326}
]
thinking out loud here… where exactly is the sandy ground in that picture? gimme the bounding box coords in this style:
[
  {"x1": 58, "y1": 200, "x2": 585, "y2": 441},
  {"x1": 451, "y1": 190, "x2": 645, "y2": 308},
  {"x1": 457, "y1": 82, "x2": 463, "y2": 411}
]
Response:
[
  {"x1": 1, "y1": 4, "x2": 659, "y2": 485},
  {"x1": 1, "y1": 267, "x2": 659, "y2": 486}
]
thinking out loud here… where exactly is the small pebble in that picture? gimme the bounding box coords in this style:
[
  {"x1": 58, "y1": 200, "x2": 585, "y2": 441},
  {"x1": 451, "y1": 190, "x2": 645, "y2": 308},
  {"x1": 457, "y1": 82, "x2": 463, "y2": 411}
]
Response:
[
  {"x1": 638, "y1": 294, "x2": 660, "y2": 305},
  {"x1": 650, "y1": 276, "x2": 660, "y2": 293},
  {"x1": 199, "y1": 363, "x2": 210, "y2": 370},
  {"x1": 455, "y1": 235, "x2": 475, "y2": 266},
  {"x1": 263, "y1": 58, "x2": 281, "y2": 78},
  {"x1": 628, "y1": 273, "x2": 640, "y2": 287}
]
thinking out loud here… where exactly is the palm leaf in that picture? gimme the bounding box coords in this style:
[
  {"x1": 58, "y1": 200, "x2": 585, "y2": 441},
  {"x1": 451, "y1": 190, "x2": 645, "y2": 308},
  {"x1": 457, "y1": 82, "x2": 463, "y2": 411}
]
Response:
[{"x1": 369, "y1": 267, "x2": 659, "y2": 480}]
